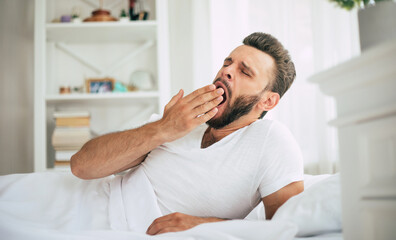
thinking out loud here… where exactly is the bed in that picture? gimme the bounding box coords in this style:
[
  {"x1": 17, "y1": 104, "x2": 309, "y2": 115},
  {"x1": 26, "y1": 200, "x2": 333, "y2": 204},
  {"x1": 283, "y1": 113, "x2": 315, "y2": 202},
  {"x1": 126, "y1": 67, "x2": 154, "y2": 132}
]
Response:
[{"x1": 0, "y1": 170, "x2": 342, "y2": 240}]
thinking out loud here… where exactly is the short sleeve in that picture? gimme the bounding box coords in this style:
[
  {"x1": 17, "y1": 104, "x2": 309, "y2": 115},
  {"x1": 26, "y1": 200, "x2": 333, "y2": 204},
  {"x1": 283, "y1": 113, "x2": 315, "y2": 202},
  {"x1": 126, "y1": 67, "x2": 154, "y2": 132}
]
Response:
[{"x1": 257, "y1": 121, "x2": 304, "y2": 198}]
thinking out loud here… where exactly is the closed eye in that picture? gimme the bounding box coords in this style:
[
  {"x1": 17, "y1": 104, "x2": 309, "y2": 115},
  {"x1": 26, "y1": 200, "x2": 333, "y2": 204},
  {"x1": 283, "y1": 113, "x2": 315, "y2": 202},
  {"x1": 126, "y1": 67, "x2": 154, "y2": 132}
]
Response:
[{"x1": 242, "y1": 71, "x2": 250, "y2": 77}]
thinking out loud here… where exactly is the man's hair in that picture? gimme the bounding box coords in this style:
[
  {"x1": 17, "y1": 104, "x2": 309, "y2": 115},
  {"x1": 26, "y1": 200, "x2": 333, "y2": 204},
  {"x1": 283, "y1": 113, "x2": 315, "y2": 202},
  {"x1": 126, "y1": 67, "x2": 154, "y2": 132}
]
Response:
[{"x1": 243, "y1": 32, "x2": 296, "y2": 118}]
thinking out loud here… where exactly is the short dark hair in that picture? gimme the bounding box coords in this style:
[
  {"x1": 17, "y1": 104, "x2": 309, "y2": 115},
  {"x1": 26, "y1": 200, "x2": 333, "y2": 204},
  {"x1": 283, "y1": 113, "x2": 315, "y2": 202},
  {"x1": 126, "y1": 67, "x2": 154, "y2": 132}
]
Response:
[{"x1": 243, "y1": 32, "x2": 296, "y2": 118}]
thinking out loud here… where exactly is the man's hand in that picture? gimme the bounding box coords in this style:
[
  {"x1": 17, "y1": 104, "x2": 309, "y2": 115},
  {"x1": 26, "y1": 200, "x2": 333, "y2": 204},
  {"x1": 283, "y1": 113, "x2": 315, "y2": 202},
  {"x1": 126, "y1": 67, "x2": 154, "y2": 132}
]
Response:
[
  {"x1": 158, "y1": 84, "x2": 224, "y2": 143},
  {"x1": 146, "y1": 212, "x2": 225, "y2": 235}
]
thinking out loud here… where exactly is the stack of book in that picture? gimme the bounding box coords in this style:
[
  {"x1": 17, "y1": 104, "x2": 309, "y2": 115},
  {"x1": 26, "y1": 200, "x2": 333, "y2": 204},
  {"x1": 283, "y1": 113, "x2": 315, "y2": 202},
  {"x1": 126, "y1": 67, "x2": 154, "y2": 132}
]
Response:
[{"x1": 51, "y1": 111, "x2": 91, "y2": 168}]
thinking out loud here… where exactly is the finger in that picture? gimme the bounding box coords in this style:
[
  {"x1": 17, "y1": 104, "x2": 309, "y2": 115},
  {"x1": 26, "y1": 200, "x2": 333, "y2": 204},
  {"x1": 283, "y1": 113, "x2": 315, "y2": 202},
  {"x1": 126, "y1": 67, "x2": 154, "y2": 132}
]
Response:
[
  {"x1": 146, "y1": 221, "x2": 165, "y2": 235},
  {"x1": 189, "y1": 88, "x2": 224, "y2": 109},
  {"x1": 192, "y1": 95, "x2": 223, "y2": 117},
  {"x1": 195, "y1": 107, "x2": 218, "y2": 124},
  {"x1": 156, "y1": 227, "x2": 181, "y2": 235},
  {"x1": 147, "y1": 220, "x2": 164, "y2": 234},
  {"x1": 153, "y1": 212, "x2": 179, "y2": 223},
  {"x1": 165, "y1": 89, "x2": 184, "y2": 110},
  {"x1": 183, "y1": 84, "x2": 216, "y2": 103},
  {"x1": 146, "y1": 213, "x2": 177, "y2": 234},
  {"x1": 147, "y1": 220, "x2": 176, "y2": 235}
]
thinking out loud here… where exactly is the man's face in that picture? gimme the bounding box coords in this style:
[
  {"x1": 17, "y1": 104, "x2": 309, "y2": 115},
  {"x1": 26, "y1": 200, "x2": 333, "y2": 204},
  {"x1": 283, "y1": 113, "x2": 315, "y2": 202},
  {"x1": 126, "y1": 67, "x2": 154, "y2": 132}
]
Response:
[{"x1": 206, "y1": 45, "x2": 275, "y2": 129}]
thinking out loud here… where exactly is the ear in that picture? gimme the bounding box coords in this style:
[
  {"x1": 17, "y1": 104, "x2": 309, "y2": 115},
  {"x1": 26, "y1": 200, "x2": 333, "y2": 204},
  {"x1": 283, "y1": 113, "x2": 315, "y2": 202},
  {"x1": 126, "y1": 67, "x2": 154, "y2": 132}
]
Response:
[{"x1": 257, "y1": 92, "x2": 280, "y2": 112}]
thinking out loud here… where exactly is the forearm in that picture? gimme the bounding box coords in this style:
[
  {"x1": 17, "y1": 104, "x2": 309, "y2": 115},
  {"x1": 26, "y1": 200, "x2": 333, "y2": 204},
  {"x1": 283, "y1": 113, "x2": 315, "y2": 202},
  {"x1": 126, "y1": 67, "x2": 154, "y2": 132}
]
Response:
[
  {"x1": 146, "y1": 212, "x2": 228, "y2": 235},
  {"x1": 203, "y1": 217, "x2": 228, "y2": 223},
  {"x1": 71, "y1": 120, "x2": 166, "y2": 179}
]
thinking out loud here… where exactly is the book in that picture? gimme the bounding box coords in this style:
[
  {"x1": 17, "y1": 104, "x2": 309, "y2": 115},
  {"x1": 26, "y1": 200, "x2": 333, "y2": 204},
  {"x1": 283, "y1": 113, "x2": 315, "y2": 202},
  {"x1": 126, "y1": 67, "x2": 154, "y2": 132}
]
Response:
[
  {"x1": 54, "y1": 161, "x2": 70, "y2": 166},
  {"x1": 53, "y1": 146, "x2": 84, "y2": 151},
  {"x1": 51, "y1": 127, "x2": 91, "y2": 148},
  {"x1": 51, "y1": 111, "x2": 91, "y2": 154},
  {"x1": 56, "y1": 117, "x2": 90, "y2": 127},
  {"x1": 54, "y1": 161, "x2": 71, "y2": 171},
  {"x1": 52, "y1": 140, "x2": 89, "y2": 148},
  {"x1": 52, "y1": 127, "x2": 90, "y2": 132},
  {"x1": 55, "y1": 150, "x2": 78, "y2": 161},
  {"x1": 53, "y1": 111, "x2": 90, "y2": 118}
]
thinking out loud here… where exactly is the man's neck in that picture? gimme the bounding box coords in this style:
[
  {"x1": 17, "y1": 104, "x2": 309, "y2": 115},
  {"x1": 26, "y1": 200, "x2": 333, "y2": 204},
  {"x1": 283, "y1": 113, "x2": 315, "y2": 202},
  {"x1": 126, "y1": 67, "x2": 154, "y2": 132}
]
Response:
[{"x1": 201, "y1": 116, "x2": 257, "y2": 148}]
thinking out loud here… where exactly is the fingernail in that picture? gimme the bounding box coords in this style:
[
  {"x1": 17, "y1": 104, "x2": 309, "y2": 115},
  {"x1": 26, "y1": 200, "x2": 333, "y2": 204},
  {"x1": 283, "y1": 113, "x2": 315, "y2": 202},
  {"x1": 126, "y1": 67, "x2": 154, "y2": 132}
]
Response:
[
  {"x1": 217, "y1": 96, "x2": 223, "y2": 101},
  {"x1": 209, "y1": 84, "x2": 215, "y2": 90},
  {"x1": 216, "y1": 88, "x2": 223, "y2": 94}
]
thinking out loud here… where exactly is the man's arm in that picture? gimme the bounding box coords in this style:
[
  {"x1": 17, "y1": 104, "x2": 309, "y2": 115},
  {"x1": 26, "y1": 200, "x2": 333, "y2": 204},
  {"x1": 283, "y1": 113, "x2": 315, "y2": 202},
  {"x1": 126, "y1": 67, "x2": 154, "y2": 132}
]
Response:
[
  {"x1": 262, "y1": 181, "x2": 304, "y2": 219},
  {"x1": 146, "y1": 212, "x2": 226, "y2": 235},
  {"x1": 71, "y1": 84, "x2": 224, "y2": 179},
  {"x1": 70, "y1": 121, "x2": 163, "y2": 179},
  {"x1": 146, "y1": 181, "x2": 304, "y2": 235}
]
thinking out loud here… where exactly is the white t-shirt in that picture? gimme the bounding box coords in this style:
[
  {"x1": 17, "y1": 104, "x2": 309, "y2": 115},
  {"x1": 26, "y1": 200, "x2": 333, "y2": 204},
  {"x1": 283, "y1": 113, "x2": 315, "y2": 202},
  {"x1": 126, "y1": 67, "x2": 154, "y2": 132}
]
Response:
[{"x1": 140, "y1": 116, "x2": 303, "y2": 219}]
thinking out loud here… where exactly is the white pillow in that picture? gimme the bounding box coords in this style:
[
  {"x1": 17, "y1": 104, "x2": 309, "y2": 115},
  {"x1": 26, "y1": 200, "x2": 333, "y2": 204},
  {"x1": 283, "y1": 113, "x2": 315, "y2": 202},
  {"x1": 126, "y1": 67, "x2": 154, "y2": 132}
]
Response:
[
  {"x1": 303, "y1": 174, "x2": 332, "y2": 189},
  {"x1": 272, "y1": 174, "x2": 342, "y2": 237}
]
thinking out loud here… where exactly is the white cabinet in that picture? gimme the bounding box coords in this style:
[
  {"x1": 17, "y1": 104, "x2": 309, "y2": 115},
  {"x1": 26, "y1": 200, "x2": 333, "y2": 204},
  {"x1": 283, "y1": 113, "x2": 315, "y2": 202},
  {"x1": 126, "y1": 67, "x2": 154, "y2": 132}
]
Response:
[
  {"x1": 310, "y1": 40, "x2": 396, "y2": 240},
  {"x1": 34, "y1": 0, "x2": 170, "y2": 171}
]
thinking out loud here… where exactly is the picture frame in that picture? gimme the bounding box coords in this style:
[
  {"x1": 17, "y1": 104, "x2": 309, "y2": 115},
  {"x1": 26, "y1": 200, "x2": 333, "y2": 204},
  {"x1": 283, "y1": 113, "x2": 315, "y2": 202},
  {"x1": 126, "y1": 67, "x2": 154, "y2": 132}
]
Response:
[{"x1": 85, "y1": 78, "x2": 115, "y2": 93}]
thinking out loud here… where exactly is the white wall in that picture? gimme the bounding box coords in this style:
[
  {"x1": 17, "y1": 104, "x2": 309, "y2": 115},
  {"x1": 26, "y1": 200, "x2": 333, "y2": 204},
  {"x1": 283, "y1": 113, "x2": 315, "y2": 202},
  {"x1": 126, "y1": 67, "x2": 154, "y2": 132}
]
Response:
[
  {"x1": 0, "y1": 0, "x2": 35, "y2": 174},
  {"x1": 168, "y1": 0, "x2": 194, "y2": 95},
  {"x1": 168, "y1": 0, "x2": 213, "y2": 95}
]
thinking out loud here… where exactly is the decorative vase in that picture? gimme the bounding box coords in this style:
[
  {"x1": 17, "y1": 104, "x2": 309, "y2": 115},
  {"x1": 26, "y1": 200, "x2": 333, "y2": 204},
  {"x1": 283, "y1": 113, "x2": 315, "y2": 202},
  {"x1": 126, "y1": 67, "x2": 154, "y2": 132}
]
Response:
[
  {"x1": 83, "y1": 9, "x2": 117, "y2": 22},
  {"x1": 358, "y1": 1, "x2": 396, "y2": 51},
  {"x1": 119, "y1": 17, "x2": 129, "y2": 23}
]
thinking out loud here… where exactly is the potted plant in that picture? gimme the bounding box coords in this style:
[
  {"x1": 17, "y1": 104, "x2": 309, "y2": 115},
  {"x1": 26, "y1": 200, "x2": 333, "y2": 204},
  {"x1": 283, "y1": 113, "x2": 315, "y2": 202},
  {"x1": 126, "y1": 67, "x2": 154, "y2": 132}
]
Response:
[
  {"x1": 71, "y1": 6, "x2": 82, "y2": 24},
  {"x1": 329, "y1": 0, "x2": 396, "y2": 51},
  {"x1": 119, "y1": 9, "x2": 129, "y2": 23}
]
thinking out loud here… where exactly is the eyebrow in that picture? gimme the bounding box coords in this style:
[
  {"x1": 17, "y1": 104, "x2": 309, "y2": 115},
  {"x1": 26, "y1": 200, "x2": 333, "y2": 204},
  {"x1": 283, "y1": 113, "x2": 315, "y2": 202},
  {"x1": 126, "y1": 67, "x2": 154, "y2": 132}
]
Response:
[{"x1": 224, "y1": 57, "x2": 232, "y2": 62}]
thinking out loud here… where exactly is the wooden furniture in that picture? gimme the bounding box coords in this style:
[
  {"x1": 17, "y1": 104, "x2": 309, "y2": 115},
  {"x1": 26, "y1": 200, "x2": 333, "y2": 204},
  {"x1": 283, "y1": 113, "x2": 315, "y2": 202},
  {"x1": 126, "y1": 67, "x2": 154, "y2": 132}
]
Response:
[
  {"x1": 309, "y1": 40, "x2": 396, "y2": 240},
  {"x1": 34, "y1": 0, "x2": 170, "y2": 171}
]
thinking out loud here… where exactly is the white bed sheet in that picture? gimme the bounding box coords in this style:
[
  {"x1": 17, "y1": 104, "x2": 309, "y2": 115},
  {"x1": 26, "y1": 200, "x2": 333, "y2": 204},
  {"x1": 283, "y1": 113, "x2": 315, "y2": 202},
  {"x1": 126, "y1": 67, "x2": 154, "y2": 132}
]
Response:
[
  {"x1": 295, "y1": 232, "x2": 343, "y2": 240},
  {"x1": 0, "y1": 170, "x2": 341, "y2": 240}
]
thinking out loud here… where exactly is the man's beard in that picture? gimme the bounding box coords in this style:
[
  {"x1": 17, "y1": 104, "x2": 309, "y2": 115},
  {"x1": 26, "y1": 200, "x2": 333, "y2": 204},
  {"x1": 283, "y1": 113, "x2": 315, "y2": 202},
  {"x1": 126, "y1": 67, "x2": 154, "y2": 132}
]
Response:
[{"x1": 206, "y1": 79, "x2": 261, "y2": 129}]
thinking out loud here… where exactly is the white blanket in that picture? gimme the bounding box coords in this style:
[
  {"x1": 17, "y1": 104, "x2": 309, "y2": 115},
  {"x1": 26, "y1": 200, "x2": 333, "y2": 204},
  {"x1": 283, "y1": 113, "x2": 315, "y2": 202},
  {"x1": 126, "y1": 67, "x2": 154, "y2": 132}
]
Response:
[
  {"x1": 108, "y1": 167, "x2": 163, "y2": 232},
  {"x1": 0, "y1": 170, "x2": 341, "y2": 240}
]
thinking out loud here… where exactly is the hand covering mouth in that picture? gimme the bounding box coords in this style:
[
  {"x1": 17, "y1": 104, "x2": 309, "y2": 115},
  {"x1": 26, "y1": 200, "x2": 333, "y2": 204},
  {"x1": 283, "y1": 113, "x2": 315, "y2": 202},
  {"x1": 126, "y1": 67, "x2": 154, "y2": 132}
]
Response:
[
  {"x1": 214, "y1": 81, "x2": 228, "y2": 106},
  {"x1": 217, "y1": 86, "x2": 227, "y2": 105}
]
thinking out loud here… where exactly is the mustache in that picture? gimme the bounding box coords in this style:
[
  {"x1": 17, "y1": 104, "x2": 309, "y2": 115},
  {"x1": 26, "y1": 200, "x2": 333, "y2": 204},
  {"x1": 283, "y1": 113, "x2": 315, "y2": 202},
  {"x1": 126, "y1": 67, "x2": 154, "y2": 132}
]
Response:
[{"x1": 213, "y1": 78, "x2": 232, "y2": 99}]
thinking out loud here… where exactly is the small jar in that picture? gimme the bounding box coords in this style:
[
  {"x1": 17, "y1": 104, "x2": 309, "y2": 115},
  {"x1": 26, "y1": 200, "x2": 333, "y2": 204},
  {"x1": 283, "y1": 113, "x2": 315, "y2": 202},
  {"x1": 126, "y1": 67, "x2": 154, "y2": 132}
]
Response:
[{"x1": 59, "y1": 86, "x2": 71, "y2": 94}]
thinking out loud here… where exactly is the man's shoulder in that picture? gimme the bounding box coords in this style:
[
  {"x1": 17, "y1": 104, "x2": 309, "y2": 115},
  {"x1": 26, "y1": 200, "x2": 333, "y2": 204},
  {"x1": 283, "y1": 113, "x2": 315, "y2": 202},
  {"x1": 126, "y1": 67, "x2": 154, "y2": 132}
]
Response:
[
  {"x1": 246, "y1": 118, "x2": 288, "y2": 135},
  {"x1": 244, "y1": 118, "x2": 296, "y2": 146}
]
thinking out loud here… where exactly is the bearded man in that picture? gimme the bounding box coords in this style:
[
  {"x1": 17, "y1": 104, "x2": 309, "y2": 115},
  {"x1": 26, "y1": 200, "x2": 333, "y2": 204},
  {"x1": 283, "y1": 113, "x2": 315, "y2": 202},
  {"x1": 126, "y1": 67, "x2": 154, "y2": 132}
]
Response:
[{"x1": 71, "y1": 32, "x2": 304, "y2": 235}]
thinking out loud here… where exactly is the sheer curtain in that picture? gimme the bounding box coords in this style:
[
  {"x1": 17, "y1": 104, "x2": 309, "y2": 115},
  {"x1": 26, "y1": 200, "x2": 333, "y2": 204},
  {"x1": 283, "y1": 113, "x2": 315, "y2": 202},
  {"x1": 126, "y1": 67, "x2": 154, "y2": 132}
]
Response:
[{"x1": 191, "y1": 0, "x2": 360, "y2": 174}]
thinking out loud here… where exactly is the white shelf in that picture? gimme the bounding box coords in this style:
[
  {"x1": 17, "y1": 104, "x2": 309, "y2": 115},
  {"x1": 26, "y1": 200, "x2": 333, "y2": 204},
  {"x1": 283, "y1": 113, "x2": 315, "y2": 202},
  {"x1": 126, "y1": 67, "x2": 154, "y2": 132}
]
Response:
[
  {"x1": 46, "y1": 21, "x2": 157, "y2": 43},
  {"x1": 35, "y1": 0, "x2": 170, "y2": 172},
  {"x1": 46, "y1": 92, "x2": 159, "y2": 101}
]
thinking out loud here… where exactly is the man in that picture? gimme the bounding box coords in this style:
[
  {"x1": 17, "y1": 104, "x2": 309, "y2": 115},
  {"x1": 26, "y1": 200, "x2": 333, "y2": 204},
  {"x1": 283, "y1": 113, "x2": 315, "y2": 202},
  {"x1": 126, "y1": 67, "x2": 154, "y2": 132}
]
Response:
[{"x1": 71, "y1": 32, "x2": 304, "y2": 235}]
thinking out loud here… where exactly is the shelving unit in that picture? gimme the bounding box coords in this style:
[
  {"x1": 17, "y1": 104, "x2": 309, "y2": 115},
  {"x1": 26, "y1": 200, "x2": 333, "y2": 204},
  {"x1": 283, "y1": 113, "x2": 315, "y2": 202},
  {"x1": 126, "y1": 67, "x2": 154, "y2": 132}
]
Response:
[
  {"x1": 46, "y1": 21, "x2": 157, "y2": 43},
  {"x1": 34, "y1": 0, "x2": 170, "y2": 172},
  {"x1": 46, "y1": 91, "x2": 160, "y2": 102}
]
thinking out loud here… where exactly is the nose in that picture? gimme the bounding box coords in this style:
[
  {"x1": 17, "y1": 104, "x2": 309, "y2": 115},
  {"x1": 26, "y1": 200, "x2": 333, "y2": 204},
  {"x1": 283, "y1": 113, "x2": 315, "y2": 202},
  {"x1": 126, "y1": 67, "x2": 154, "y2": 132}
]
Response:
[{"x1": 222, "y1": 66, "x2": 234, "y2": 82}]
